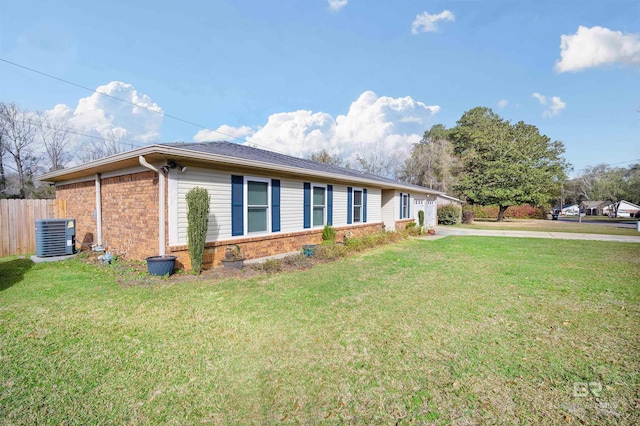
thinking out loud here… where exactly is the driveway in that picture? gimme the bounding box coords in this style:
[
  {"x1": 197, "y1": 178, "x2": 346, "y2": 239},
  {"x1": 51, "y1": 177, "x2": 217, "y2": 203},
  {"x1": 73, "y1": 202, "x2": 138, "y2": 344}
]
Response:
[
  {"x1": 432, "y1": 227, "x2": 640, "y2": 243},
  {"x1": 557, "y1": 217, "x2": 637, "y2": 229}
]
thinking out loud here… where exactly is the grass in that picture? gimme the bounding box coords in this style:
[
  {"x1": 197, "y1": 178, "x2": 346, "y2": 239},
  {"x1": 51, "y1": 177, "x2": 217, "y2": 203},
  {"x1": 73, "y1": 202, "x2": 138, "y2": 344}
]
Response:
[
  {"x1": 1, "y1": 238, "x2": 639, "y2": 424},
  {"x1": 457, "y1": 218, "x2": 639, "y2": 236}
]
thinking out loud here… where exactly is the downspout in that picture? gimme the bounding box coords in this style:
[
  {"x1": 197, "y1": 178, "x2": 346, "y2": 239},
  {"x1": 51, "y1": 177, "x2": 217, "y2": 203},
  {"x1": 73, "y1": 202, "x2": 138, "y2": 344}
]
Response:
[
  {"x1": 95, "y1": 173, "x2": 102, "y2": 247},
  {"x1": 139, "y1": 156, "x2": 166, "y2": 256}
]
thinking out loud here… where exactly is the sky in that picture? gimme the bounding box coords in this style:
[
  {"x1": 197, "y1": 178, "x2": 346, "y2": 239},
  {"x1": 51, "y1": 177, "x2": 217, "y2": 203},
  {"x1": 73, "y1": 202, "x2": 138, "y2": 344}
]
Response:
[{"x1": 0, "y1": 0, "x2": 638, "y2": 176}]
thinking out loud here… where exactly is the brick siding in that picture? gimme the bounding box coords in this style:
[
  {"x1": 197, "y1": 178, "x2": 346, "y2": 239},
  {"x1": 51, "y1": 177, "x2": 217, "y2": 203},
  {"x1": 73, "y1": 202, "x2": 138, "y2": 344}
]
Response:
[
  {"x1": 56, "y1": 171, "x2": 160, "y2": 261},
  {"x1": 169, "y1": 222, "x2": 384, "y2": 269},
  {"x1": 394, "y1": 218, "x2": 415, "y2": 231}
]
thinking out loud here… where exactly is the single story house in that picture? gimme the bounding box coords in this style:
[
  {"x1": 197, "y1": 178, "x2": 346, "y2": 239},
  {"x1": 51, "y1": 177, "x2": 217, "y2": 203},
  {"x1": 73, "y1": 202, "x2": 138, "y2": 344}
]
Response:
[
  {"x1": 580, "y1": 200, "x2": 607, "y2": 216},
  {"x1": 40, "y1": 142, "x2": 444, "y2": 269},
  {"x1": 602, "y1": 200, "x2": 640, "y2": 218},
  {"x1": 561, "y1": 204, "x2": 579, "y2": 216}
]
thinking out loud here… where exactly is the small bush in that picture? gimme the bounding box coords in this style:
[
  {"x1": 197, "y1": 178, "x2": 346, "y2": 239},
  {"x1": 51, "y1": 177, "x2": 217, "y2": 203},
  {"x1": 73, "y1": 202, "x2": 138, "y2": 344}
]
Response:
[
  {"x1": 437, "y1": 204, "x2": 461, "y2": 225},
  {"x1": 322, "y1": 225, "x2": 336, "y2": 243},
  {"x1": 315, "y1": 243, "x2": 349, "y2": 260},
  {"x1": 186, "y1": 187, "x2": 210, "y2": 274},
  {"x1": 418, "y1": 210, "x2": 425, "y2": 228},
  {"x1": 281, "y1": 254, "x2": 313, "y2": 269},
  {"x1": 252, "y1": 258, "x2": 283, "y2": 274}
]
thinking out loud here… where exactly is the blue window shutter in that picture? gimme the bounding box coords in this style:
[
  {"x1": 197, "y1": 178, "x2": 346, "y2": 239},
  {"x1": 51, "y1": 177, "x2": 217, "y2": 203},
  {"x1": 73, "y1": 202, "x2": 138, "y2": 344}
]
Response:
[
  {"x1": 363, "y1": 188, "x2": 367, "y2": 223},
  {"x1": 327, "y1": 185, "x2": 333, "y2": 226},
  {"x1": 231, "y1": 175, "x2": 244, "y2": 236},
  {"x1": 303, "y1": 182, "x2": 311, "y2": 229},
  {"x1": 347, "y1": 187, "x2": 353, "y2": 224},
  {"x1": 272, "y1": 179, "x2": 281, "y2": 232},
  {"x1": 399, "y1": 193, "x2": 403, "y2": 218},
  {"x1": 408, "y1": 193, "x2": 411, "y2": 218}
]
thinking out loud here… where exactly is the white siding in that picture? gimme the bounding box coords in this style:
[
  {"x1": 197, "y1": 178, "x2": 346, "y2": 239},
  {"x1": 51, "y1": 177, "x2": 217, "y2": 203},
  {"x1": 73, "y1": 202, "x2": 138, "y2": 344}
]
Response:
[
  {"x1": 367, "y1": 187, "x2": 382, "y2": 223},
  {"x1": 332, "y1": 185, "x2": 348, "y2": 226},
  {"x1": 173, "y1": 167, "x2": 388, "y2": 245},
  {"x1": 280, "y1": 178, "x2": 304, "y2": 232},
  {"x1": 177, "y1": 167, "x2": 232, "y2": 245},
  {"x1": 381, "y1": 189, "x2": 397, "y2": 230}
]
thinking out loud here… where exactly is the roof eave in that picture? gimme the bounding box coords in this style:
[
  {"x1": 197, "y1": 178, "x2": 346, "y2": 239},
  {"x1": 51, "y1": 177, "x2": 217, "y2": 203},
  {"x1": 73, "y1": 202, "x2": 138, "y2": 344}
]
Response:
[{"x1": 40, "y1": 144, "x2": 442, "y2": 194}]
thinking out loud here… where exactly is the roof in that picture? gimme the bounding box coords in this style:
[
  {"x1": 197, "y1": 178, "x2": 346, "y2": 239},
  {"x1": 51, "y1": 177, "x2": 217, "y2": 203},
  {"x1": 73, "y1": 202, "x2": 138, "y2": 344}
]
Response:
[
  {"x1": 580, "y1": 200, "x2": 607, "y2": 208},
  {"x1": 40, "y1": 141, "x2": 443, "y2": 195}
]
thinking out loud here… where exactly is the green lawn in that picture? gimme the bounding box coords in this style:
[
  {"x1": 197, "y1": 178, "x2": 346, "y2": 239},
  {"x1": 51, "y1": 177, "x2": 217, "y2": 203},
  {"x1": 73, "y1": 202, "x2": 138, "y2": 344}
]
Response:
[
  {"x1": 457, "y1": 218, "x2": 639, "y2": 236},
  {"x1": 1, "y1": 238, "x2": 639, "y2": 424}
]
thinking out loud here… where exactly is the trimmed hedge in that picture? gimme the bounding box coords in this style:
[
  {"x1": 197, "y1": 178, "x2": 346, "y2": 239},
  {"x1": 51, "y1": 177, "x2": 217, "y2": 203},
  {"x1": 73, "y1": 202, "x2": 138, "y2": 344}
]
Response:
[
  {"x1": 437, "y1": 204, "x2": 461, "y2": 225},
  {"x1": 465, "y1": 204, "x2": 547, "y2": 220}
]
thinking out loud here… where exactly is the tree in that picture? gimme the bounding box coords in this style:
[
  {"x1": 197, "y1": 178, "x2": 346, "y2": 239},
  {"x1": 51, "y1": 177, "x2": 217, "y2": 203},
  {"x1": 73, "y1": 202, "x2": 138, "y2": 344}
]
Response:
[
  {"x1": 570, "y1": 163, "x2": 640, "y2": 215},
  {"x1": 353, "y1": 140, "x2": 404, "y2": 178},
  {"x1": 78, "y1": 129, "x2": 127, "y2": 163},
  {"x1": 401, "y1": 124, "x2": 458, "y2": 192},
  {"x1": 309, "y1": 149, "x2": 343, "y2": 166},
  {"x1": 38, "y1": 111, "x2": 72, "y2": 171},
  {"x1": 0, "y1": 103, "x2": 42, "y2": 198},
  {"x1": 450, "y1": 107, "x2": 569, "y2": 221}
]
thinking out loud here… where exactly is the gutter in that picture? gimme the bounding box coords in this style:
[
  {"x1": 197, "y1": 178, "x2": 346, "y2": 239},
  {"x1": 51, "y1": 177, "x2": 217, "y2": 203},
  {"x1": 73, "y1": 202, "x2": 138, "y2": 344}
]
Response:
[
  {"x1": 95, "y1": 173, "x2": 102, "y2": 247},
  {"x1": 139, "y1": 155, "x2": 166, "y2": 256}
]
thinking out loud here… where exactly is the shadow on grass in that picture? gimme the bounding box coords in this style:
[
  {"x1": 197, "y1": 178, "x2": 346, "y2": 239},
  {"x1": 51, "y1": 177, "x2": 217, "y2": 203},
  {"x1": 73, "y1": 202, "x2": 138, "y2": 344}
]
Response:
[{"x1": 0, "y1": 258, "x2": 34, "y2": 291}]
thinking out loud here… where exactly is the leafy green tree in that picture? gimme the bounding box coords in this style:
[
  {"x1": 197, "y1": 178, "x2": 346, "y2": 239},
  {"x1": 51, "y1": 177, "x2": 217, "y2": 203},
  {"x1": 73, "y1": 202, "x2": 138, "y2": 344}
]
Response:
[{"x1": 450, "y1": 107, "x2": 569, "y2": 221}]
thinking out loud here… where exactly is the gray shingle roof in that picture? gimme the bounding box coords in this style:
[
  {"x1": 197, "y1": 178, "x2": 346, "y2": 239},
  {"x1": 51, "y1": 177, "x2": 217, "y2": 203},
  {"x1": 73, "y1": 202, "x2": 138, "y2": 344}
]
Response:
[{"x1": 162, "y1": 141, "x2": 436, "y2": 193}]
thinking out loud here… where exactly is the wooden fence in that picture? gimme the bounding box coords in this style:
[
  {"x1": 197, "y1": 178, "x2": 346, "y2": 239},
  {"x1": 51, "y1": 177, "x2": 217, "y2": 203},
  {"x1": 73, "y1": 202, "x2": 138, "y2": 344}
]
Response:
[{"x1": 0, "y1": 199, "x2": 67, "y2": 257}]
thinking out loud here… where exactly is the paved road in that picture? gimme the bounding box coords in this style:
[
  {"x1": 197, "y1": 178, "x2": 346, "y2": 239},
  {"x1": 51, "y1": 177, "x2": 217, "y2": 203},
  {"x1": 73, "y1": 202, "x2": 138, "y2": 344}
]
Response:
[
  {"x1": 431, "y1": 227, "x2": 640, "y2": 243},
  {"x1": 557, "y1": 217, "x2": 637, "y2": 229}
]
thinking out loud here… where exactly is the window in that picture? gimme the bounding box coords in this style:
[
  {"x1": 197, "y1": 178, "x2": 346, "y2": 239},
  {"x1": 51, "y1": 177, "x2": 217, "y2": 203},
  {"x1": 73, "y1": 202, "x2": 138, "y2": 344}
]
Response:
[
  {"x1": 312, "y1": 185, "x2": 326, "y2": 227},
  {"x1": 353, "y1": 189, "x2": 362, "y2": 222},
  {"x1": 247, "y1": 179, "x2": 269, "y2": 233},
  {"x1": 401, "y1": 193, "x2": 410, "y2": 218}
]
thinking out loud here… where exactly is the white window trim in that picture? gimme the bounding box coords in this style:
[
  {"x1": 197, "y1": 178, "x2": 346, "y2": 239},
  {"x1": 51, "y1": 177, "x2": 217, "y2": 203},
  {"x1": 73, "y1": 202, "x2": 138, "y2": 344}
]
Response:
[
  {"x1": 244, "y1": 176, "x2": 271, "y2": 235},
  {"x1": 352, "y1": 187, "x2": 364, "y2": 223},
  {"x1": 311, "y1": 183, "x2": 327, "y2": 228}
]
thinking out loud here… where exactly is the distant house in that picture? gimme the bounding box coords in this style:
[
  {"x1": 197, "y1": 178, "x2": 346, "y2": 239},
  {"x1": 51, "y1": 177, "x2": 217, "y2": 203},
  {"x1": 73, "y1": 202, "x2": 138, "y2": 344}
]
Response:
[
  {"x1": 40, "y1": 142, "x2": 446, "y2": 269},
  {"x1": 602, "y1": 200, "x2": 640, "y2": 218},
  {"x1": 580, "y1": 200, "x2": 607, "y2": 216},
  {"x1": 561, "y1": 204, "x2": 579, "y2": 215}
]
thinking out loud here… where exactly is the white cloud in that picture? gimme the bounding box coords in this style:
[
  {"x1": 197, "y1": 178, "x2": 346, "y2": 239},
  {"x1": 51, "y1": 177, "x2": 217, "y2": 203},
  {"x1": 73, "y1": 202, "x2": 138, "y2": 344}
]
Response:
[
  {"x1": 497, "y1": 99, "x2": 509, "y2": 108},
  {"x1": 327, "y1": 0, "x2": 348, "y2": 12},
  {"x1": 532, "y1": 92, "x2": 566, "y2": 117},
  {"x1": 411, "y1": 10, "x2": 455, "y2": 34},
  {"x1": 49, "y1": 81, "x2": 164, "y2": 154},
  {"x1": 547, "y1": 96, "x2": 567, "y2": 117},
  {"x1": 532, "y1": 92, "x2": 546, "y2": 104},
  {"x1": 202, "y1": 91, "x2": 440, "y2": 168},
  {"x1": 555, "y1": 25, "x2": 640, "y2": 73},
  {"x1": 193, "y1": 125, "x2": 254, "y2": 142}
]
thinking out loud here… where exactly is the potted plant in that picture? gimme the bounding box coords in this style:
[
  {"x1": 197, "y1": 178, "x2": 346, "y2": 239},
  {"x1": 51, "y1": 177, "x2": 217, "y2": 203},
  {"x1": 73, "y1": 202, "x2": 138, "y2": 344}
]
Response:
[
  {"x1": 427, "y1": 227, "x2": 436, "y2": 235},
  {"x1": 146, "y1": 255, "x2": 177, "y2": 276},
  {"x1": 221, "y1": 245, "x2": 244, "y2": 269}
]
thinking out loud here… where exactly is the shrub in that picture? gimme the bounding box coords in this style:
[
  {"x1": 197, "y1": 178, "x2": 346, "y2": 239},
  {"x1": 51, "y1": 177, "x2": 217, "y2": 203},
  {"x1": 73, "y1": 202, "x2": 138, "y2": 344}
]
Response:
[
  {"x1": 281, "y1": 253, "x2": 313, "y2": 269},
  {"x1": 437, "y1": 204, "x2": 461, "y2": 225},
  {"x1": 315, "y1": 243, "x2": 349, "y2": 260},
  {"x1": 418, "y1": 210, "x2": 425, "y2": 228},
  {"x1": 186, "y1": 187, "x2": 210, "y2": 274},
  {"x1": 462, "y1": 209, "x2": 474, "y2": 224},
  {"x1": 252, "y1": 258, "x2": 282, "y2": 274},
  {"x1": 322, "y1": 224, "x2": 336, "y2": 243}
]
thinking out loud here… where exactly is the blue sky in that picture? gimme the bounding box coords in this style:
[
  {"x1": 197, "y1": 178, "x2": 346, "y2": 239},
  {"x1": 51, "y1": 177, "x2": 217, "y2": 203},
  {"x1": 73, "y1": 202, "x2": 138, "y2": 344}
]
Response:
[{"x1": 1, "y1": 0, "x2": 638, "y2": 176}]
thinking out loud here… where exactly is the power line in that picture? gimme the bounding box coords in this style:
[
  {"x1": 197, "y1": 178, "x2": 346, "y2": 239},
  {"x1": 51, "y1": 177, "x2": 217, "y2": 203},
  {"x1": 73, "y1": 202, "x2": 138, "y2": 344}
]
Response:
[
  {"x1": 0, "y1": 57, "x2": 295, "y2": 156},
  {"x1": 0, "y1": 57, "x2": 246, "y2": 143}
]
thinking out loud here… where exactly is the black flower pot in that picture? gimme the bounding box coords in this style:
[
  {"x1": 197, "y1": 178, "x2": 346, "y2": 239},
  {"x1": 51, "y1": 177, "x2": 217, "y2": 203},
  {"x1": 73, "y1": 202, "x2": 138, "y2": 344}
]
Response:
[{"x1": 146, "y1": 255, "x2": 177, "y2": 276}]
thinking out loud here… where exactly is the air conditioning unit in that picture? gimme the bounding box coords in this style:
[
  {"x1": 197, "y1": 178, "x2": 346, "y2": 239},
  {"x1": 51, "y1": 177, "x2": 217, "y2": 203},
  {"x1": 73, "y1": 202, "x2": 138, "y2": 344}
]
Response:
[{"x1": 35, "y1": 219, "x2": 76, "y2": 257}]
